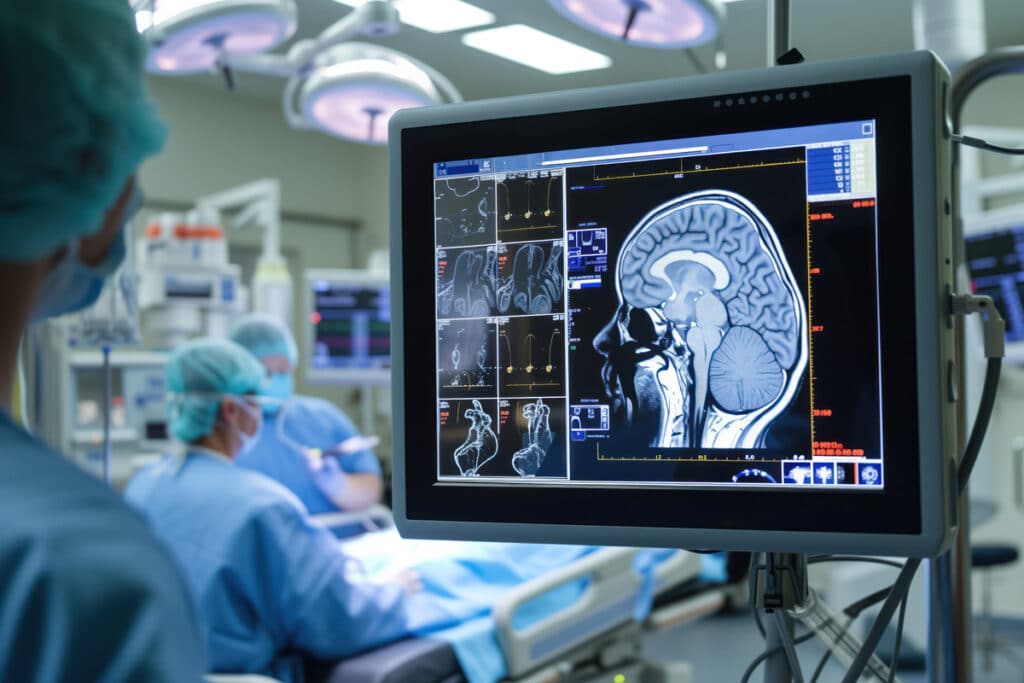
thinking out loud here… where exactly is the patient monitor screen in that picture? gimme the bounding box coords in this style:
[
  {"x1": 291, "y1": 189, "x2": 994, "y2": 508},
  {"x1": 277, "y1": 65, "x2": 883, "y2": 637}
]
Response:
[
  {"x1": 310, "y1": 279, "x2": 391, "y2": 372},
  {"x1": 433, "y1": 121, "x2": 884, "y2": 489},
  {"x1": 967, "y1": 225, "x2": 1024, "y2": 345}
]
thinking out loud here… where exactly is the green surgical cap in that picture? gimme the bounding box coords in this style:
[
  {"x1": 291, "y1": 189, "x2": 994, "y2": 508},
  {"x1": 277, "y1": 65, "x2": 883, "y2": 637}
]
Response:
[
  {"x1": 229, "y1": 313, "x2": 299, "y2": 366},
  {"x1": 0, "y1": 0, "x2": 167, "y2": 261},
  {"x1": 166, "y1": 338, "x2": 265, "y2": 443}
]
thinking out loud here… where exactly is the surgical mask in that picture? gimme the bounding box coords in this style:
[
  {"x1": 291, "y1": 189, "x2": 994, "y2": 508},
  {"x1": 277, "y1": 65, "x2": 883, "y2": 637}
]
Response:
[
  {"x1": 230, "y1": 396, "x2": 263, "y2": 456},
  {"x1": 261, "y1": 373, "x2": 294, "y2": 414},
  {"x1": 30, "y1": 185, "x2": 143, "y2": 322}
]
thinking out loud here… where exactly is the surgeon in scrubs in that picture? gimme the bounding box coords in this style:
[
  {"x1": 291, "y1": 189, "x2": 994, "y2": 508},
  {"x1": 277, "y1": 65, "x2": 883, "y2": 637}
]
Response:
[
  {"x1": 0, "y1": 0, "x2": 205, "y2": 679},
  {"x1": 125, "y1": 338, "x2": 417, "y2": 682},
  {"x1": 229, "y1": 314, "x2": 384, "y2": 517}
]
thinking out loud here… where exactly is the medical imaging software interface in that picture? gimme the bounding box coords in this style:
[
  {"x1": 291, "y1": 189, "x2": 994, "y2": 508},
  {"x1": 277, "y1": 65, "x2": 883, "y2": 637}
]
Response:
[
  {"x1": 311, "y1": 280, "x2": 391, "y2": 370},
  {"x1": 432, "y1": 119, "x2": 886, "y2": 489}
]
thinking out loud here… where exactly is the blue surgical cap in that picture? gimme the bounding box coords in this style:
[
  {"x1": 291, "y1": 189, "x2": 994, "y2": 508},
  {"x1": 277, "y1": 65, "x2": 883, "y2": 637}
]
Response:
[
  {"x1": 0, "y1": 0, "x2": 167, "y2": 261},
  {"x1": 166, "y1": 338, "x2": 265, "y2": 443},
  {"x1": 229, "y1": 313, "x2": 299, "y2": 366}
]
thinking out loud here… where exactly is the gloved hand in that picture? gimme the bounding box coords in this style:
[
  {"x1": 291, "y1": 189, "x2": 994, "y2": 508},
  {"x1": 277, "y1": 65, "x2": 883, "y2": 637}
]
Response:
[
  {"x1": 371, "y1": 567, "x2": 424, "y2": 596},
  {"x1": 308, "y1": 453, "x2": 346, "y2": 501}
]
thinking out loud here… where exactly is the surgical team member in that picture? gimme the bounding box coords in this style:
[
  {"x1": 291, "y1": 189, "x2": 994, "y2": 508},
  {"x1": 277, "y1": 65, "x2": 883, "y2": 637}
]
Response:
[
  {"x1": 125, "y1": 338, "x2": 416, "y2": 683},
  {"x1": 0, "y1": 0, "x2": 205, "y2": 679},
  {"x1": 229, "y1": 313, "x2": 383, "y2": 516}
]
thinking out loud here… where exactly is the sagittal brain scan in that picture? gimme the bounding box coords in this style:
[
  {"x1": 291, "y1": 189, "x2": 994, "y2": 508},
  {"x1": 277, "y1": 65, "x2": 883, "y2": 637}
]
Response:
[
  {"x1": 596, "y1": 190, "x2": 807, "y2": 450},
  {"x1": 432, "y1": 119, "x2": 886, "y2": 488},
  {"x1": 435, "y1": 177, "x2": 497, "y2": 248}
]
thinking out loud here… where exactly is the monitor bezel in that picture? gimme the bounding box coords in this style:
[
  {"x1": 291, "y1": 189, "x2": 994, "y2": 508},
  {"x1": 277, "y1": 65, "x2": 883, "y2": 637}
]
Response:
[
  {"x1": 389, "y1": 51, "x2": 955, "y2": 556},
  {"x1": 303, "y1": 268, "x2": 392, "y2": 386}
]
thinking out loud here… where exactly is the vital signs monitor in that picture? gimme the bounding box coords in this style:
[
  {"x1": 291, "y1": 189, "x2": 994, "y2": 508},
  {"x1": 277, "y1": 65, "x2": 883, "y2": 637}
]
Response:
[{"x1": 389, "y1": 51, "x2": 956, "y2": 556}]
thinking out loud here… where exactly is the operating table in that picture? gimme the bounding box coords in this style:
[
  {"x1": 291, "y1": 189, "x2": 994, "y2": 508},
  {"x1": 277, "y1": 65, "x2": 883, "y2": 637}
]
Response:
[{"x1": 207, "y1": 542, "x2": 742, "y2": 683}]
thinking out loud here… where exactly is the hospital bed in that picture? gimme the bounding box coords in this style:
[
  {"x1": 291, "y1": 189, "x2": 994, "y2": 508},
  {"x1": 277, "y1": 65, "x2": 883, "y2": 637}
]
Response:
[{"x1": 207, "y1": 546, "x2": 743, "y2": 683}]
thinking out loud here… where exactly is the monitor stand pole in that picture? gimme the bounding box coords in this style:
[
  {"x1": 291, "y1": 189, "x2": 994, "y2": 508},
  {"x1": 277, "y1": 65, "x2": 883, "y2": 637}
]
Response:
[{"x1": 754, "y1": 552, "x2": 899, "y2": 682}]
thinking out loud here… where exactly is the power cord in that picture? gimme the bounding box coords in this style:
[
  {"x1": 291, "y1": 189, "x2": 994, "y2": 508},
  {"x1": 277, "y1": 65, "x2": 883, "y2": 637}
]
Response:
[
  {"x1": 740, "y1": 630, "x2": 817, "y2": 683},
  {"x1": 887, "y1": 590, "x2": 909, "y2": 683},
  {"x1": 953, "y1": 133, "x2": 1024, "y2": 156},
  {"x1": 950, "y1": 294, "x2": 1005, "y2": 494},
  {"x1": 774, "y1": 609, "x2": 805, "y2": 683}
]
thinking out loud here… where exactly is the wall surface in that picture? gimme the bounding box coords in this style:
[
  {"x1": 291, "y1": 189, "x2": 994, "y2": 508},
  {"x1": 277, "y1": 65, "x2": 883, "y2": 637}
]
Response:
[{"x1": 136, "y1": 77, "x2": 389, "y2": 457}]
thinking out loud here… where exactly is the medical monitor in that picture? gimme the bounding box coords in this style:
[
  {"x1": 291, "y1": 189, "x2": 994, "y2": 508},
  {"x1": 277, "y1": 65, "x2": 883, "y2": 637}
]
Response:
[
  {"x1": 305, "y1": 269, "x2": 391, "y2": 384},
  {"x1": 966, "y1": 214, "x2": 1024, "y2": 363},
  {"x1": 390, "y1": 52, "x2": 956, "y2": 556}
]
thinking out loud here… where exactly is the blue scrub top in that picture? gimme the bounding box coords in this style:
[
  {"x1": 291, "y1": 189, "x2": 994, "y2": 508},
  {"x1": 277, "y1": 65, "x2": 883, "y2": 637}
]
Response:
[
  {"x1": 124, "y1": 449, "x2": 411, "y2": 683},
  {"x1": 236, "y1": 395, "x2": 381, "y2": 515},
  {"x1": 0, "y1": 411, "x2": 205, "y2": 682}
]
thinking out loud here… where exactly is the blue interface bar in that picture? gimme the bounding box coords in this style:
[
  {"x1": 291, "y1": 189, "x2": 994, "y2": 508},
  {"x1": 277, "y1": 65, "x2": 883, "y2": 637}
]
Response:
[{"x1": 434, "y1": 121, "x2": 874, "y2": 178}]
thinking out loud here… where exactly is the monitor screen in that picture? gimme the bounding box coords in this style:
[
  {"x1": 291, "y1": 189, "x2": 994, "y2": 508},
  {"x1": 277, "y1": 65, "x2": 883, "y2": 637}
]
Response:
[
  {"x1": 434, "y1": 121, "x2": 880, "y2": 489},
  {"x1": 391, "y1": 52, "x2": 956, "y2": 556},
  {"x1": 306, "y1": 270, "x2": 391, "y2": 384},
  {"x1": 966, "y1": 224, "x2": 1024, "y2": 346}
]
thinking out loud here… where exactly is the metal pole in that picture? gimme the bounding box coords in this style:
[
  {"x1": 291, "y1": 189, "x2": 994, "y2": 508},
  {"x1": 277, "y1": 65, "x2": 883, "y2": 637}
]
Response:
[
  {"x1": 767, "y1": 0, "x2": 791, "y2": 66},
  {"x1": 102, "y1": 345, "x2": 112, "y2": 486},
  {"x1": 929, "y1": 45, "x2": 1024, "y2": 683},
  {"x1": 764, "y1": 612, "x2": 793, "y2": 683}
]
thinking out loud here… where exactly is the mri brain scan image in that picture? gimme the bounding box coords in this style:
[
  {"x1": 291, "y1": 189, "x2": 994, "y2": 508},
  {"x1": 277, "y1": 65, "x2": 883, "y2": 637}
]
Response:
[{"x1": 594, "y1": 190, "x2": 808, "y2": 450}]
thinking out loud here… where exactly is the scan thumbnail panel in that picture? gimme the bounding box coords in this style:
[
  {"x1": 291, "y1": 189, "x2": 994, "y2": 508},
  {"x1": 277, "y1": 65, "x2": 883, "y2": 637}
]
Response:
[
  {"x1": 438, "y1": 397, "x2": 567, "y2": 478},
  {"x1": 436, "y1": 246, "x2": 497, "y2": 319},
  {"x1": 498, "y1": 314, "x2": 565, "y2": 397},
  {"x1": 497, "y1": 173, "x2": 564, "y2": 242},
  {"x1": 435, "y1": 177, "x2": 497, "y2": 248},
  {"x1": 495, "y1": 240, "x2": 564, "y2": 316},
  {"x1": 437, "y1": 318, "x2": 498, "y2": 399}
]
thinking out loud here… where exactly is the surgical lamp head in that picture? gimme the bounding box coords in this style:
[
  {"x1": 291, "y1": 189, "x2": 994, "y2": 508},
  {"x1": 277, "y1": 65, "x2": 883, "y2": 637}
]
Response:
[
  {"x1": 547, "y1": 0, "x2": 724, "y2": 49},
  {"x1": 288, "y1": 43, "x2": 447, "y2": 145},
  {"x1": 137, "y1": 0, "x2": 298, "y2": 74}
]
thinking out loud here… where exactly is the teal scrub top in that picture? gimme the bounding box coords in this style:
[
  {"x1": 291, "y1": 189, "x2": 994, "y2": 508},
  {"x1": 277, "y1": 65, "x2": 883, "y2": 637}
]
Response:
[
  {"x1": 0, "y1": 411, "x2": 205, "y2": 682},
  {"x1": 124, "y1": 449, "x2": 411, "y2": 683},
  {"x1": 236, "y1": 395, "x2": 382, "y2": 515}
]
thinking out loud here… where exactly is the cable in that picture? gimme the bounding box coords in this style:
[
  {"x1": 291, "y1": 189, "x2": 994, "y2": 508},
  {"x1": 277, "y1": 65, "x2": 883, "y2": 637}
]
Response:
[
  {"x1": 808, "y1": 555, "x2": 905, "y2": 570},
  {"x1": 953, "y1": 133, "x2": 1024, "y2": 156},
  {"x1": 839, "y1": 558, "x2": 921, "y2": 683},
  {"x1": 684, "y1": 48, "x2": 709, "y2": 74},
  {"x1": 886, "y1": 590, "x2": 909, "y2": 683},
  {"x1": 808, "y1": 615, "x2": 855, "y2": 683},
  {"x1": 773, "y1": 609, "x2": 805, "y2": 683},
  {"x1": 958, "y1": 357, "x2": 1003, "y2": 494},
  {"x1": 740, "y1": 630, "x2": 817, "y2": 683},
  {"x1": 749, "y1": 554, "x2": 766, "y2": 637}
]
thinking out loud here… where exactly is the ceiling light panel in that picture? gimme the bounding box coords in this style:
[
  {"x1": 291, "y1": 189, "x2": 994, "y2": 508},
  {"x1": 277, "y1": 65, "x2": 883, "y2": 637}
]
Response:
[
  {"x1": 461, "y1": 24, "x2": 612, "y2": 75},
  {"x1": 331, "y1": 0, "x2": 494, "y2": 33}
]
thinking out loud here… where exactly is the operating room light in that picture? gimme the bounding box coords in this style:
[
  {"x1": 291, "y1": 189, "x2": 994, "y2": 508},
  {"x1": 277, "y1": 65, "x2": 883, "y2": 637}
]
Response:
[
  {"x1": 137, "y1": 0, "x2": 297, "y2": 74},
  {"x1": 331, "y1": 0, "x2": 495, "y2": 33},
  {"x1": 461, "y1": 25, "x2": 612, "y2": 75},
  {"x1": 547, "y1": 0, "x2": 723, "y2": 49},
  {"x1": 295, "y1": 44, "x2": 444, "y2": 145}
]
